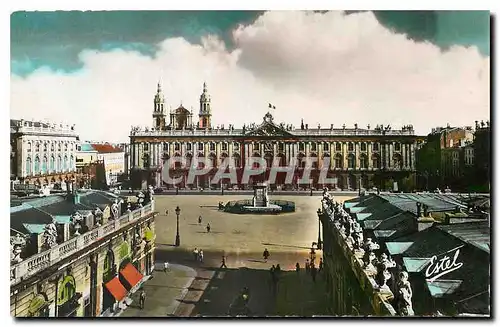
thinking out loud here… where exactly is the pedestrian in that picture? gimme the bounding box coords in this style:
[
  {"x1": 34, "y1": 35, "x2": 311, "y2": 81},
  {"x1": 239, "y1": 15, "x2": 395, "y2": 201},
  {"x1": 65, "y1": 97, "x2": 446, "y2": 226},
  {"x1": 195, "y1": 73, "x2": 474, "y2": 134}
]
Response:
[
  {"x1": 199, "y1": 249, "x2": 204, "y2": 263},
  {"x1": 275, "y1": 264, "x2": 281, "y2": 280},
  {"x1": 305, "y1": 259, "x2": 310, "y2": 273},
  {"x1": 270, "y1": 265, "x2": 276, "y2": 291},
  {"x1": 139, "y1": 289, "x2": 146, "y2": 309},
  {"x1": 193, "y1": 248, "x2": 199, "y2": 261},
  {"x1": 165, "y1": 209, "x2": 169, "y2": 216},
  {"x1": 206, "y1": 223, "x2": 211, "y2": 233},
  {"x1": 295, "y1": 262, "x2": 300, "y2": 274},
  {"x1": 263, "y1": 248, "x2": 270, "y2": 262},
  {"x1": 164, "y1": 262, "x2": 169, "y2": 273},
  {"x1": 311, "y1": 263, "x2": 317, "y2": 283},
  {"x1": 198, "y1": 215, "x2": 202, "y2": 224},
  {"x1": 220, "y1": 255, "x2": 227, "y2": 269},
  {"x1": 319, "y1": 257, "x2": 323, "y2": 273}
]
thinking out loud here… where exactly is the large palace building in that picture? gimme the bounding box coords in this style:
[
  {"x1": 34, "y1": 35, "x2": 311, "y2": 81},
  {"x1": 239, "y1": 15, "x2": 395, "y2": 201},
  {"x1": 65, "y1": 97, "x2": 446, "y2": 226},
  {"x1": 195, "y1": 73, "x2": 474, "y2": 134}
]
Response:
[{"x1": 129, "y1": 83, "x2": 426, "y2": 191}]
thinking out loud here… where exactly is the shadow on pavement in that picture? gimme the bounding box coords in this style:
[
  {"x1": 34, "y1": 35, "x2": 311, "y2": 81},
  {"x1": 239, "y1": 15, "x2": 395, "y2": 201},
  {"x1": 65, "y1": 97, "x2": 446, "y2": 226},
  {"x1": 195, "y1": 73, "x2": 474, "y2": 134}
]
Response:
[{"x1": 191, "y1": 267, "x2": 276, "y2": 317}]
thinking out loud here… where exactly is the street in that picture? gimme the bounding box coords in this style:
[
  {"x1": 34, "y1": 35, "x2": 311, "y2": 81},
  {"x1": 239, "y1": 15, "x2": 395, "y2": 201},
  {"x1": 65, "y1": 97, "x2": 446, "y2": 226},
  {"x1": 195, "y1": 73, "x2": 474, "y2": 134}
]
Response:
[{"x1": 126, "y1": 194, "x2": 355, "y2": 317}]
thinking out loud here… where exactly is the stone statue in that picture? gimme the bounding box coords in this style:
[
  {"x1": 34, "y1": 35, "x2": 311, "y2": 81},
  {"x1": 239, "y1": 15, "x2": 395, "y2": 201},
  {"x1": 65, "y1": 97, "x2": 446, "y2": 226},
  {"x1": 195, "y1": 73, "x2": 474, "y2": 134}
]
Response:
[
  {"x1": 11, "y1": 233, "x2": 26, "y2": 263},
  {"x1": 137, "y1": 192, "x2": 145, "y2": 208},
  {"x1": 71, "y1": 211, "x2": 84, "y2": 236},
  {"x1": 111, "y1": 200, "x2": 120, "y2": 218},
  {"x1": 339, "y1": 224, "x2": 347, "y2": 238},
  {"x1": 148, "y1": 185, "x2": 155, "y2": 200},
  {"x1": 397, "y1": 271, "x2": 415, "y2": 316},
  {"x1": 42, "y1": 218, "x2": 58, "y2": 250},
  {"x1": 376, "y1": 253, "x2": 396, "y2": 291},
  {"x1": 362, "y1": 238, "x2": 380, "y2": 271},
  {"x1": 93, "y1": 207, "x2": 103, "y2": 226},
  {"x1": 127, "y1": 202, "x2": 132, "y2": 212},
  {"x1": 252, "y1": 195, "x2": 256, "y2": 207}
]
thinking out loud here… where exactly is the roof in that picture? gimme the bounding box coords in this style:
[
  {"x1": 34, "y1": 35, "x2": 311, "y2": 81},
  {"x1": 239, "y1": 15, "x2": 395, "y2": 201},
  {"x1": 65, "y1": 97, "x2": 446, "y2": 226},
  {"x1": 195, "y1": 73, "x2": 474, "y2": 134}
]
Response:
[
  {"x1": 90, "y1": 143, "x2": 123, "y2": 154},
  {"x1": 174, "y1": 105, "x2": 191, "y2": 114},
  {"x1": 436, "y1": 221, "x2": 490, "y2": 253},
  {"x1": 79, "y1": 143, "x2": 97, "y2": 152}
]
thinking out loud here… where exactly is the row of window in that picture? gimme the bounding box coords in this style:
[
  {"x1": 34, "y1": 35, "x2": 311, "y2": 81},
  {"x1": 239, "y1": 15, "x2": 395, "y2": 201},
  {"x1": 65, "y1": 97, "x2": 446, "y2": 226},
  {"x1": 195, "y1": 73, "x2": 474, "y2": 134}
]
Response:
[
  {"x1": 25, "y1": 155, "x2": 75, "y2": 176},
  {"x1": 26, "y1": 141, "x2": 77, "y2": 153},
  {"x1": 142, "y1": 141, "x2": 407, "y2": 153},
  {"x1": 162, "y1": 153, "x2": 405, "y2": 170}
]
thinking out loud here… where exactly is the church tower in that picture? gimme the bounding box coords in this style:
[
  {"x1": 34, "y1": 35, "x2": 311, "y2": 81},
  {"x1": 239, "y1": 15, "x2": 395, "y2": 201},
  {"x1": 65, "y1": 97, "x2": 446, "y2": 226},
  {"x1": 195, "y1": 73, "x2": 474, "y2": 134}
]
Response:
[
  {"x1": 198, "y1": 82, "x2": 212, "y2": 129},
  {"x1": 153, "y1": 82, "x2": 166, "y2": 130}
]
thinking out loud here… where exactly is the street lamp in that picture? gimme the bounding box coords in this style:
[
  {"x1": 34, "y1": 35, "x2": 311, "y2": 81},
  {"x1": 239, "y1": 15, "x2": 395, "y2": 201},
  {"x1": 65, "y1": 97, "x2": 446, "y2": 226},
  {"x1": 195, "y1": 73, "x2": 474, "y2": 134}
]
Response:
[
  {"x1": 316, "y1": 208, "x2": 322, "y2": 250},
  {"x1": 175, "y1": 206, "x2": 181, "y2": 247}
]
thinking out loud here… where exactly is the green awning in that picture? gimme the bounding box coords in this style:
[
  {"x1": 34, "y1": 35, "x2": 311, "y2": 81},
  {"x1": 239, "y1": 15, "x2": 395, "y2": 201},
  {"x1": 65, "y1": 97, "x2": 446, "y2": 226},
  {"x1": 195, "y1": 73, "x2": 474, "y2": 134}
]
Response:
[
  {"x1": 426, "y1": 280, "x2": 463, "y2": 298},
  {"x1": 402, "y1": 257, "x2": 431, "y2": 273},
  {"x1": 54, "y1": 215, "x2": 72, "y2": 224}
]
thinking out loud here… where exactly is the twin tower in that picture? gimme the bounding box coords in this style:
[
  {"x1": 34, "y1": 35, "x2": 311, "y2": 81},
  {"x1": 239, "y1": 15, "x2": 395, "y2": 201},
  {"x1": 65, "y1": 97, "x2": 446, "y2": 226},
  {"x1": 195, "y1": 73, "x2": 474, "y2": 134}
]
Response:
[{"x1": 152, "y1": 82, "x2": 212, "y2": 130}]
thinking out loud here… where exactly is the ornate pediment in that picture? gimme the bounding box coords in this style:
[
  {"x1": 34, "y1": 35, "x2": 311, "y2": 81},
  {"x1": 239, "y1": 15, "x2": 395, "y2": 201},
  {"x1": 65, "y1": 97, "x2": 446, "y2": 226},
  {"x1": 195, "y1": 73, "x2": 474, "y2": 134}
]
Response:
[{"x1": 245, "y1": 122, "x2": 292, "y2": 137}]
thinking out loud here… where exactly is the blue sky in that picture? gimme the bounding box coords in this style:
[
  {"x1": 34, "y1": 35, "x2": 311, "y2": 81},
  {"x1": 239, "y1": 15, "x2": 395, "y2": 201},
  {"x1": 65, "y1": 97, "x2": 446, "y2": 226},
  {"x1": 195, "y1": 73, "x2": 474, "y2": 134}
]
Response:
[{"x1": 10, "y1": 11, "x2": 490, "y2": 142}]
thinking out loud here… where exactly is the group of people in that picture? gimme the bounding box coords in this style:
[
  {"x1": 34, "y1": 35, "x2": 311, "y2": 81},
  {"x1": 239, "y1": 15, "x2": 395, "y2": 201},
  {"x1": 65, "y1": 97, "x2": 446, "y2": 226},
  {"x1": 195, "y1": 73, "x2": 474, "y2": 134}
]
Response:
[
  {"x1": 193, "y1": 248, "x2": 204, "y2": 263},
  {"x1": 269, "y1": 264, "x2": 282, "y2": 293}
]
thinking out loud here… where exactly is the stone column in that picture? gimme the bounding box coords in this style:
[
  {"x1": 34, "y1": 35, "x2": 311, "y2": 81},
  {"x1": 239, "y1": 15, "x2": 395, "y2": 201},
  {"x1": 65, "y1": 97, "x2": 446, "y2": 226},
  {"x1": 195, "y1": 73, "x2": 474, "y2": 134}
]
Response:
[
  {"x1": 389, "y1": 142, "x2": 394, "y2": 168},
  {"x1": 410, "y1": 143, "x2": 416, "y2": 170},
  {"x1": 342, "y1": 142, "x2": 348, "y2": 170},
  {"x1": 367, "y1": 142, "x2": 373, "y2": 169},
  {"x1": 355, "y1": 142, "x2": 360, "y2": 169}
]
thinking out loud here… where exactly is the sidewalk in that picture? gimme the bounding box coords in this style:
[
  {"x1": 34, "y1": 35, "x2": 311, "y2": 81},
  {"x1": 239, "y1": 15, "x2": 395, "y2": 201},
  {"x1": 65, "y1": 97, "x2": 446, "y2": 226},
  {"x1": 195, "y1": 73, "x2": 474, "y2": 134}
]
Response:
[{"x1": 118, "y1": 264, "x2": 197, "y2": 317}]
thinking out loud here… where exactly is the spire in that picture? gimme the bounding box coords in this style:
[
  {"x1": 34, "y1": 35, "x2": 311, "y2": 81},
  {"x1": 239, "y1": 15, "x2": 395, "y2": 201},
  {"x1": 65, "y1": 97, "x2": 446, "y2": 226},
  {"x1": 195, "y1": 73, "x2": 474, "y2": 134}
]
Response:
[
  {"x1": 203, "y1": 81, "x2": 208, "y2": 93},
  {"x1": 157, "y1": 81, "x2": 161, "y2": 94}
]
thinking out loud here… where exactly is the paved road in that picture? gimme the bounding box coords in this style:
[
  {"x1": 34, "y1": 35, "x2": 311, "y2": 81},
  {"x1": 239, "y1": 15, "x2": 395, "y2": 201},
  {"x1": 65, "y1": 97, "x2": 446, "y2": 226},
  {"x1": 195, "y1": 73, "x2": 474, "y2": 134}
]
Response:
[{"x1": 141, "y1": 195, "x2": 355, "y2": 317}]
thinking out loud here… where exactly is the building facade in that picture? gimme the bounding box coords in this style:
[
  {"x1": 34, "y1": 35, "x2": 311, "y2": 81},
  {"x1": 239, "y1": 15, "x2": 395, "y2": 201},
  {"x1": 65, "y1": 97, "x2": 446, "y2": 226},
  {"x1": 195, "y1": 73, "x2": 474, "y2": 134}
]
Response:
[
  {"x1": 90, "y1": 144, "x2": 126, "y2": 187},
  {"x1": 10, "y1": 188, "x2": 156, "y2": 317},
  {"x1": 11, "y1": 119, "x2": 80, "y2": 189},
  {"x1": 129, "y1": 83, "x2": 425, "y2": 190}
]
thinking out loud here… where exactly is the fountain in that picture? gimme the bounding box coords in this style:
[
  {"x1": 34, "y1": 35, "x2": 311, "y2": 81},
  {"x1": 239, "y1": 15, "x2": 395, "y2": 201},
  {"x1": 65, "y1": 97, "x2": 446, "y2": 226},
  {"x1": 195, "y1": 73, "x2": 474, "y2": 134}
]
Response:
[{"x1": 223, "y1": 183, "x2": 295, "y2": 214}]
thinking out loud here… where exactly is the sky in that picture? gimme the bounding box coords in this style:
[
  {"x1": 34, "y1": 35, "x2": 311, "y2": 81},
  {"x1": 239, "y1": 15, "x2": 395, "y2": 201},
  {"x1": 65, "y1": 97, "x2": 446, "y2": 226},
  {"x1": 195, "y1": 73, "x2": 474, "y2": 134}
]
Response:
[{"x1": 10, "y1": 10, "x2": 490, "y2": 143}]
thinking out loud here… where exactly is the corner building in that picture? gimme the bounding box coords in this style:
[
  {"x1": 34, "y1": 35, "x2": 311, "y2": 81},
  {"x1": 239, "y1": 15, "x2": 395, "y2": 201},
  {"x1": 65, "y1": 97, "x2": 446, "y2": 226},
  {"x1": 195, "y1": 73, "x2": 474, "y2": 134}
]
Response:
[{"x1": 129, "y1": 82, "x2": 425, "y2": 190}]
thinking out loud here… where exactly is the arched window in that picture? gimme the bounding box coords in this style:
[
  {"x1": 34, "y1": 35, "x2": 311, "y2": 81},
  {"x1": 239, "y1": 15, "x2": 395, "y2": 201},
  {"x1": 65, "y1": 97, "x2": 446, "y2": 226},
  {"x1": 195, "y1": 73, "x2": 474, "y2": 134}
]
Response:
[
  {"x1": 41, "y1": 156, "x2": 48, "y2": 174},
  {"x1": 70, "y1": 155, "x2": 74, "y2": 170},
  {"x1": 35, "y1": 142, "x2": 40, "y2": 152},
  {"x1": 34, "y1": 156, "x2": 40, "y2": 175},
  {"x1": 360, "y1": 143, "x2": 367, "y2": 152},
  {"x1": 57, "y1": 275, "x2": 76, "y2": 316},
  {"x1": 43, "y1": 143, "x2": 48, "y2": 152},
  {"x1": 334, "y1": 154, "x2": 343, "y2": 169},
  {"x1": 27, "y1": 142, "x2": 32, "y2": 152},
  {"x1": 58, "y1": 142, "x2": 61, "y2": 151},
  {"x1": 26, "y1": 157, "x2": 32, "y2": 175},
  {"x1": 51, "y1": 143, "x2": 54, "y2": 151},
  {"x1": 50, "y1": 156, "x2": 55, "y2": 172},
  {"x1": 348, "y1": 154, "x2": 356, "y2": 169},
  {"x1": 393, "y1": 154, "x2": 403, "y2": 169},
  {"x1": 57, "y1": 155, "x2": 62, "y2": 172},
  {"x1": 63, "y1": 155, "x2": 68, "y2": 171},
  {"x1": 65, "y1": 143, "x2": 68, "y2": 152}
]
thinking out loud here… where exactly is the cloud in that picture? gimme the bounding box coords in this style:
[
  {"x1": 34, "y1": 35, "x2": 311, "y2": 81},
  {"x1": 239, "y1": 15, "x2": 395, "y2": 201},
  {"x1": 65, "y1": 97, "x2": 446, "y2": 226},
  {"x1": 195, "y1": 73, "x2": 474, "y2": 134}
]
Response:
[{"x1": 10, "y1": 11, "x2": 489, "y2": 143}]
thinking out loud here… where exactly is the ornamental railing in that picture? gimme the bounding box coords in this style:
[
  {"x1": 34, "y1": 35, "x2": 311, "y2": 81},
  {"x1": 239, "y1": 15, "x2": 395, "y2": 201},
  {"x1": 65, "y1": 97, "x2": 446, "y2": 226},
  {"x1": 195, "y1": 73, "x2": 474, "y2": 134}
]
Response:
[{"x1": 10, "y1": 201, "x2": 155, "y2": 286}]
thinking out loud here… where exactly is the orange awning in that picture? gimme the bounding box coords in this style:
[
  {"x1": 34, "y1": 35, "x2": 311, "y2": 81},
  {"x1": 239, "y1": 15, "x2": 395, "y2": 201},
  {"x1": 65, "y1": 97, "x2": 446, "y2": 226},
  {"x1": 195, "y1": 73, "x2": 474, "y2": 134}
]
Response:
[
  {"x1": 104, "y1": 277, "x2": 128, "y2": 302},
  {"x1": 119, "y1": 263, "x2": 144, "y2": 289}
]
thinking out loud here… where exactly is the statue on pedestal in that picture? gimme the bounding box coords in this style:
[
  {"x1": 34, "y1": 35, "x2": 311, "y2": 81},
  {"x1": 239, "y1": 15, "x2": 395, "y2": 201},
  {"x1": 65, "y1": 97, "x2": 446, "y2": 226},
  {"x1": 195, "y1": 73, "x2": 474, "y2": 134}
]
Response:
[
  {"x1": 42, "y1": 218, "x2": 58, "y2": 250},
  {"x1": 362, "y1": 238, "x2": 380, "y2": 271},
  {"x1": 11, "y1": 233, "x2": 26, "y2": 264},
  {"x1": 71, "y1": 211, "x2": 84, "y2": 236},
  {"x1": 376, "y1": 253, "x2": 396, "y2": 291},
  {"x1": 397, "y1": 271, "x2": 415, "y2": 316}
]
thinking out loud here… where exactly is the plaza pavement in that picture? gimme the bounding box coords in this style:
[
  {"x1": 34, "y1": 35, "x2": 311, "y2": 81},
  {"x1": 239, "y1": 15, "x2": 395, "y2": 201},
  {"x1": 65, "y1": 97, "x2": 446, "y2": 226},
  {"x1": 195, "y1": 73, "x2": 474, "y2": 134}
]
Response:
[{"x1": 122, "y1": 194, "x2": 355, "y2": 317}]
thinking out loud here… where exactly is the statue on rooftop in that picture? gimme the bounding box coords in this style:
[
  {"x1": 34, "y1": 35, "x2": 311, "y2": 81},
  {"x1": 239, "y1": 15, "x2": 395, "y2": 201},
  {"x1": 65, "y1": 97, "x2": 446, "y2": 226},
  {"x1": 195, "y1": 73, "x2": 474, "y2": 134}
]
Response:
[
  {"x1": 71, "y1": 211, "x2": 84, "y2": 236},
  {"x1": 111, "y1": 199, "x2": 120, "y2": 218},
  {"x1": 376, "y1": 253, "x2": 396, "y2": 292},
  {"x1": 397, "y1": 271, "x2": 415, "y2": 316},
  {"x1": 11, "y1": 233, "x2": 27, "y2": 264},
  {"x1": 42, "y1": 218, "x2": 58, "y2": 250}
]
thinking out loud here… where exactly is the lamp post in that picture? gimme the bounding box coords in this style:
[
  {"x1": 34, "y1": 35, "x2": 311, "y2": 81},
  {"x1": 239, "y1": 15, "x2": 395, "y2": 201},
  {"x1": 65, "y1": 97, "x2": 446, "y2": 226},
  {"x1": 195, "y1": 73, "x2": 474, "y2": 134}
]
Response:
[
  {"x1": 316, "y1": 208, "x2": 322, "y2": 250},
  {"x1": 175, "y1": 206, "x2": 181, "y2": 247}
]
